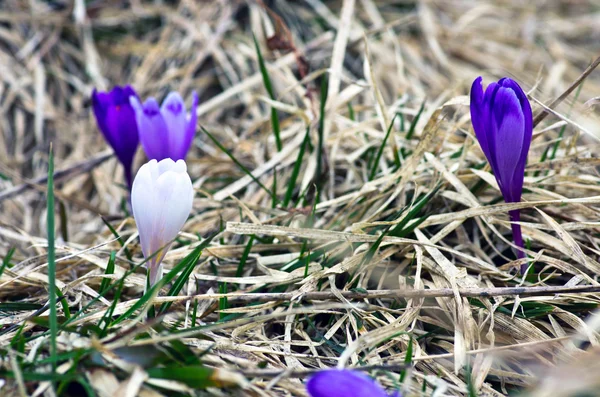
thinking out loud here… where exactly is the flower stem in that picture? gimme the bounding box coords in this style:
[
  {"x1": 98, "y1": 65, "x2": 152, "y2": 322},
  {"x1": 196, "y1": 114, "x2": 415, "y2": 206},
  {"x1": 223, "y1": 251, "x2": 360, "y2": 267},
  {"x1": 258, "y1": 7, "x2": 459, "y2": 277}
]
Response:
[
  {"x1": 509, "y1": 209, "x2": 527, "y2": 274},
  {"x1": 124, "y1": 167, "x2": 133, "y2": 191}
]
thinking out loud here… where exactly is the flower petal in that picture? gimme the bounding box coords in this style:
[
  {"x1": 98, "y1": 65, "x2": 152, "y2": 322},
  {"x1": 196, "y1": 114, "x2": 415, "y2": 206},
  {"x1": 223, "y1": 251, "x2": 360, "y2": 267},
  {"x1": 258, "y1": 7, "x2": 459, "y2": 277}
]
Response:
[
  {"x1": 178, "y1": 91, "x2": 198, "y2": 160},
  {"x1": 103, "y1": 99, "x2": 139, "y2": 169},
  {"x1": 501, "y1": 78, "x2": 533, "y2": 195},
  {"x1": 160, "y1": 92, "x2": 188, "y2": 160},
  {"x1": 306, "y1": 370, "x2": 389, "y2": 397},
  {"x1": 131, "y1": 160, "x2": 159, "y2": 260},
  {"x1": 490, "y1": 86, "x2": 525, "y2": 202},
  {"x1": 92, "y1": 86, "x2": 139, "y2": 187},
  {"x1": 131, "y1": 159, "x2": 194, "y2": 287},
  {"x1": 470, "y1": 77, "x2": 490, "y2": 159},
  {"x1": 131, "y1": 97, "x2": 171, "y2": 161}
]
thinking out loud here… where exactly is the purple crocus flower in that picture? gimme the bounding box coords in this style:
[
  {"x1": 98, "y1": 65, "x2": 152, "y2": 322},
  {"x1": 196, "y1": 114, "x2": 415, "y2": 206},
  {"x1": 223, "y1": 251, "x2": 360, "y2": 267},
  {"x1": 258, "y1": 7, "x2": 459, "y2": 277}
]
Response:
[
  {"x1": 91, "y1": 85, "x2": 140, "y2": 189},
  {"x1": 130, "y1": 92, "x2": 198, "y2": 162},
  {"x1": 307, "y1": 370, "x2": 401, "y2": 397},
  {"x1": 470, "y1": 76, "x2": 533, "y2": 272}
]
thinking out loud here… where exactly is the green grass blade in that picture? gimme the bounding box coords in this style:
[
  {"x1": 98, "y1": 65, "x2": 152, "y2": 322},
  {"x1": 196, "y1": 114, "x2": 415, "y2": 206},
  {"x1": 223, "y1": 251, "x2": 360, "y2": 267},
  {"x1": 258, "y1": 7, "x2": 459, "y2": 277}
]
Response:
[
  {"x1": 99, "y1": 278, "x2": 125, "y2": 337},
  {"x1": 218, "y1": 282, "x2": 228, "y2": 321},
  {"x1": 101, "y1": 217, "x2": 132, "y2": 261},
  {"x1": 283, "y1": 127, "x2": 310, "y2": 207},
  {"x1": 0, "y1": 302, "x2": 44, "y2": 311},
  {"x1": 58, "y1": 201, "x2": 69, "y2": 242},
  {"x1": 202, "y1": 126, "x2": 277, "y2": 203},
  {"x1": 100, "y1": 251, "x2": 116, "y2": 295},
  {"x1": 57, "y1": 287, "x2": 70, "y2": 320},
  {"x1": 236, "y1": 235, "x2": 255, "y2": 277},
  {"x1": 369, "y1": 114, "x2": 399, "y2": 180},
  {"x1": 406, "y1": 100, "x2": 425, "y2": 141},
  {"x1": 400, "y1": 334, "x2": 413, "y2": 383},
  {"x1": 46, "y1": 145, "x2": 58, "y2": 374},
  {"x1": 112, "y1": 245, "x2": 204, "y2": 325},
  {"x1": 272, "y1": 166, "x2": 278, "y2": 208},
  {"x1": 389, "y1": 183, "x2": 441, "y2": 237},
  {"x1": 0, "y1": 246, "x2": 15, "y2": 278},
  {"x1": 146, "y1": 365, "x2": 222, "y2": 389},
  {"x1": 158, "y1": 234, "x2": 216, "y2": 315},
  {"x1": 253, "y1": 34, "x2": 282, "y2": 151},
  {"x1": 347, "y1": 102, "x2": 355, "y2": 121}
]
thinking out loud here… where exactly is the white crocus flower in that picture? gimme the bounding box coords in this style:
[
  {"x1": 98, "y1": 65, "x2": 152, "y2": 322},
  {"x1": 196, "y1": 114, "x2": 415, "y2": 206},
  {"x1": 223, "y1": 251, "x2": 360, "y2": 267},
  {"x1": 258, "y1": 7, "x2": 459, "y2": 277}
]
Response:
[{"x1": 131, "y1": 158, "x2": 193, "y2": 287}]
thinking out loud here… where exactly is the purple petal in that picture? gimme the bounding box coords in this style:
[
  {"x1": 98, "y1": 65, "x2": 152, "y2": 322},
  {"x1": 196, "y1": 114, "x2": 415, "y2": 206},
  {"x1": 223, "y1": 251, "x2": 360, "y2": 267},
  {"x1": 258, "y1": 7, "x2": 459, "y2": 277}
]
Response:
[
  {"x1": 177, "y1": 91, "x2": 198, "y2": 160},
  {"x1": 91, "y1": 86, "x2": 140, "y2": 187},
  {"x1": 470, "y1": 77, "x2": 490, "y2": 160},
  {"x1": 306, "y1": 370, "x2": 389, "y2": 397},
  {"x1": 501, "y1": 78, "x2": 533, "y2": 200},
  {"x1": 131, "y1": 97, "x2": 171, "y2": 161},
  {"x1": 490, "y1": 86, "x2": 525, "y2": 202},
  {"x1": 480, "y1": 81, "x2": 502, "y2": 174},
  {"x1": 160, "y1": 92, "x2": 188, "y2": 161}
]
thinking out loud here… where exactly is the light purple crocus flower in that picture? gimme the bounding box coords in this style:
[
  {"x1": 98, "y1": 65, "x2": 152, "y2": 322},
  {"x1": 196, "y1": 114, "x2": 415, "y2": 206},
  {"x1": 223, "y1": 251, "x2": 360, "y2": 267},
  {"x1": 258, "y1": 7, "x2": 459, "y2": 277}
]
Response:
[
  {"x1": 130, "y1": 92, "x2": 198, "y2": 162},
  {"x1": 470, "y1": 76, "x2": 533, "y2": 272},
  {"x1": 307, "y1": 370, "x2": 401, "y2": 397},
  {"x1": 91, "y1": 85, "x2": 140, "y2": 189}
]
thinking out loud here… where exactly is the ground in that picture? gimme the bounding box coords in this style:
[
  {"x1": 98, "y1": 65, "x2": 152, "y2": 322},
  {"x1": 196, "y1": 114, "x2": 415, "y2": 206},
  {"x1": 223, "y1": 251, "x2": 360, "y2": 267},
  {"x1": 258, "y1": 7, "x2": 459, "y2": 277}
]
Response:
[{"x1": 1, "y1": 0, "x2": 600, "y2": 396}]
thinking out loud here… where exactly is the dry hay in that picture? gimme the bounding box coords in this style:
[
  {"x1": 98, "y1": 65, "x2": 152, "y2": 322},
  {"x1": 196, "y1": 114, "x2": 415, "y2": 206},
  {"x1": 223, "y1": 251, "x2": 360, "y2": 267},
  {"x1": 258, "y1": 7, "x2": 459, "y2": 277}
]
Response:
[{"x1": 1, "y1": 0, "x2": 600, "y2": 396}]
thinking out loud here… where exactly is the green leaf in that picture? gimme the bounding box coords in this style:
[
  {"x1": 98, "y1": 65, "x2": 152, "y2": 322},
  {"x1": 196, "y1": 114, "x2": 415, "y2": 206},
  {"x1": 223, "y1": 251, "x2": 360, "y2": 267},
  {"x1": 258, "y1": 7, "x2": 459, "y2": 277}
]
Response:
[
  {"x1": 389, "y1": 183, "x2": 442, "y2": 237},
  {"x1": 406, "y1": 100, "x2": 425, "y2": 141},
  {"x1": 283, "y1": 127, "x2": 310, "y2": 207},
  {"x1": 147, "y1": 365, "x2": 235, "y2": 389},
  {"x1": 0, "y1": 302, "x2": 43, "y2": 311},
  {"x1": 218, "y1": 282, "x2": 228, "y2": 321},
  {"x1": 100, "y1": 251, "x2": 116, "y2": 295},
  {"x1": 369, "y1": 114, "x2": 399, "y2": 180},
  {"x1": 112, "y1": 245, "x2": 204, "y2": 325},
  {"x1": 0, "y1": 246, "x2": 15, "y2": 278},
  {"x1": 158, "y1": 234, "x2": 216, "y2": 315},
  {"x1": 400, "y1": 334, "x2": 413, "y2": 383},
  {"x1": 253, "y1": 34, "x2": 282, "y2": 151},
  {"x1": 202, "y1": 126, "x2": 278, "y2": 203},
  {"x1": 101, "y1": 218, "x2": 132, "y2": 262},
  {"x1": 236, "y1": 235, "x2": 255, "y2": 277}
]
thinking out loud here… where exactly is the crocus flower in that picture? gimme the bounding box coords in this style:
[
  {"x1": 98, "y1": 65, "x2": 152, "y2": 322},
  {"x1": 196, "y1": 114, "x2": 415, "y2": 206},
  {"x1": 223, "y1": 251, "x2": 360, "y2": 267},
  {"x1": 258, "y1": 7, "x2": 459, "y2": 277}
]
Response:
[
  {"x1": 92, "y1": 85, "x2": 140, "y2": 188},
  {"x1": 130, "y1": 91, "x2": 198, "y2": 162},
  {"x1": 470, "y1": 76, "x2": 532, "y2": 272},
  {"x1": 131, "y1": 158, "x2": 194, "y2": 287},
  {"x1": 307, "y1": 370, "x2": 401, "y2": 397}
]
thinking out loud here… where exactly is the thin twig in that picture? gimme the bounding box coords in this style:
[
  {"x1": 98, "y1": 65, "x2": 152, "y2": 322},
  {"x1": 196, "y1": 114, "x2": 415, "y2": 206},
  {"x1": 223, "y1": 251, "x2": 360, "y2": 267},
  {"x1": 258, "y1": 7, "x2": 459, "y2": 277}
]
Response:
[
  {"x1": 0, "y1": 151, "x2": 113, "y2": 202},
  {"x1": 155, "y1": 284, "x2": 600, "y2": 304},
  {"x1": 532, "y1": 55, "x2": 600, "y2": 127}
]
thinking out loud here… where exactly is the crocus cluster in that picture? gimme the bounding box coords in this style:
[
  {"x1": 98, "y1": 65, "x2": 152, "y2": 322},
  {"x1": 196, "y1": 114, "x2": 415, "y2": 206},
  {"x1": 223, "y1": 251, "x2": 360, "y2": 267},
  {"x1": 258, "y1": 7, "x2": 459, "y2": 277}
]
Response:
[
  {"x1": 92, "y1": 86, "x2": 198, "y2": 188},
  {"x1": 470, "y1": 76, "x2": 532, "y2": 272},
  {"x1": 131, "y1": 158, "x2": 194, "y2": 287},
  {"x1": 307, "y1": 370, "x2": 401, "y2": 397},
  {"x1": 92, "y1": 86, "x2": 198, "y2": 287}
]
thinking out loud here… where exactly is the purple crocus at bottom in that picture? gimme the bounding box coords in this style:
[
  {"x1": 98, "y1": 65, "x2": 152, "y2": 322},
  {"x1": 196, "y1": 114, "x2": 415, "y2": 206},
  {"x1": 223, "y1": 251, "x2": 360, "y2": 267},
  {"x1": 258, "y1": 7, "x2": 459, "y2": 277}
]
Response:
[
  {"x1": 470, "y1": 76, "x2": 533, "y2": 273},
  {"x1": 307, "y1": 370, "x2": 401, "y2": 397},
  {"x1": 130, "y1": 91, "x2": 198, "y2": 162},
  {"x1": 91, "y1": 85, "x2": 139, "y2": 189}
]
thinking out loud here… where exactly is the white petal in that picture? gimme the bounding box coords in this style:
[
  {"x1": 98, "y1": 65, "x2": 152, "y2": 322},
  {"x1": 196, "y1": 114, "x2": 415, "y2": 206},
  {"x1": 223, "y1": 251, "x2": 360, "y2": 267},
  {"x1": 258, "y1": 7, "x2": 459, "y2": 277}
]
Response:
[
  {"x1": 131, "y1": 162, "x2": 159, "y2": 260},
  {"x1": 154, "y1": 170, "x2": 193, "y2": 245},
  {"x1": 131, "y1": 159, "x2": 194, "y2": 286},
  {"x1": 157, "y1": 157, "x2": 176, "y2": 175}
]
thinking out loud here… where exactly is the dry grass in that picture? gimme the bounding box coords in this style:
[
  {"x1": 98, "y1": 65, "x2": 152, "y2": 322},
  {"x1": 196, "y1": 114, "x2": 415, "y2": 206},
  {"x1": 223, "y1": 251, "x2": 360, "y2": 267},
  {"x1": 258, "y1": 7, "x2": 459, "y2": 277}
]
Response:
[{"x1": 1, "y1": 0, "x2": 600, "y2": 396}]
